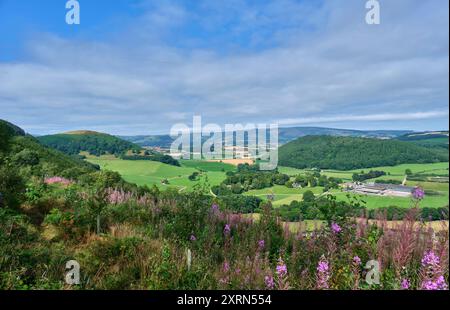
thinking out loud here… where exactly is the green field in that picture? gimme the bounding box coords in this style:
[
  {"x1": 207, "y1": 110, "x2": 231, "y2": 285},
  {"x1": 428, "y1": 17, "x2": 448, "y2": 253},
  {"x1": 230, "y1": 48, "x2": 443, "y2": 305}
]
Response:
[
  {"x1": 244, "y1": 185, "x2": 448, "y2": 209},
  {"x1": 245, "y1": 185, "x2": 325, "y2": 206},
  {"x1": 87, "y1": 156, "x2": 234, "y2": 191},
  {"x1": 279, "y1": 162, "x2": 449, "y2": 182},
  {"x1": 268, "y1": 163, "x2": 449, "y2": 208},
  {"x1": 87, "y1": 156, "x2": 448, "y2": 209}
]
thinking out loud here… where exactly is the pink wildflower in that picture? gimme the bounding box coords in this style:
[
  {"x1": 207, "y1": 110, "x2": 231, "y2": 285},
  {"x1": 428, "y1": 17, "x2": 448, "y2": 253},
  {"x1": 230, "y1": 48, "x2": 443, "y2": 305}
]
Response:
[
  {"x1": 401, "y1": 279, "x2": 410, "y2": 290},
  {"x1": 223, "y1": 261, "x2": 230, "y2": 273},
  {"x1": 265, "y1": 275, "x2": 275, "y2": 289},
  {"x1": 412, "y1": 187, "x2": 425, "y2": 200},
  {"x1": 316, "y1": 256, "x2": 330, "y2": 289},
  {"x1": 276, "y1": 258, "x2": 288, "y2": 277},
  {"x1": 420, "y1": 250, "x2": 448, "y2": 290},
  {"x1": 331, "y1": 222, "x2": 342, "y2": 234},
  {"x1": 44, "y1": 176, "x2": 72, "y2": 186},
  {"x1": 258, "y1": 240, "x2": 265, "y2": 250},
  {"x1": 224, "y1": 224, "x2": 231, "y2": 235}
]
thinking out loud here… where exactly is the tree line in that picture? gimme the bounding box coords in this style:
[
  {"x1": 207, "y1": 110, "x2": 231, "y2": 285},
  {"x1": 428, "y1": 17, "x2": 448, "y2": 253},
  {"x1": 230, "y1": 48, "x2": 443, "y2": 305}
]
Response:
[{"x1": 279, "y1": 135, "x2": 448, "y2": 170}]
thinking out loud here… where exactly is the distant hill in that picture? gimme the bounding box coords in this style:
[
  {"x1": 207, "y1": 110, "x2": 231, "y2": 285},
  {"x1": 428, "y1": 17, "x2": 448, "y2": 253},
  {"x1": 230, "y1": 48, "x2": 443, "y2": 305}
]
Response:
[
  {"x1": 278, "y1": 135, "x2": 449, "y2": 170},
  {"x1": 38, "y1": 131, "x2": 141, "y2": 157},
  {"x1": 119, "y1": 134, "x2": 174, "y2": 148},
  {"x1": 120, "y1": 126, "x2": 413, "y2": 148},
  {"x1": 396, "y1": 131, "x2": 449, "y2": 151},
  {"x1": 277, "y1": 127, "x2": 412, "y2": 144},
  {"x1": 64, "y1": 130, "x2": 105, "y2": 135},
  {"x1": 397, "y1": 130, "x2": 449, "y2": 139}
]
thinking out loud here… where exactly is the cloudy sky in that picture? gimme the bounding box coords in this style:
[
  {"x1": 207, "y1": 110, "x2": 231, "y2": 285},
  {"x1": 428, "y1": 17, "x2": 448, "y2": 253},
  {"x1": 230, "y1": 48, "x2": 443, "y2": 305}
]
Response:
[{"x1": 0, "y1": 0, "x2": 448, "y2": 135}]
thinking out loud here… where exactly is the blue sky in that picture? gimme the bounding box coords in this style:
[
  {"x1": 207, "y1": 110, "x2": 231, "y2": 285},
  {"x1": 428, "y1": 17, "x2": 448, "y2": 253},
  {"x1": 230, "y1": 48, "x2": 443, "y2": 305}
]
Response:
[{"x1": 0, "y1": 0, "x2": 448, "y2": 135}]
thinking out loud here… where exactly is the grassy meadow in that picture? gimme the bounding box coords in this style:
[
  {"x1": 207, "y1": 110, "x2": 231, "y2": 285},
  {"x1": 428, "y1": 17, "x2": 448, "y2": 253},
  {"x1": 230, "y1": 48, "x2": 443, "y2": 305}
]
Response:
[
  {"x1": 87, "y1": 155, "x2": 234, "y2": 191},
  {"x1": 279, "y1": 162, "x2": 449, "y2": 181},
  {"x1": 244, "y1": 186, "x2": 448, "y2": 209}
]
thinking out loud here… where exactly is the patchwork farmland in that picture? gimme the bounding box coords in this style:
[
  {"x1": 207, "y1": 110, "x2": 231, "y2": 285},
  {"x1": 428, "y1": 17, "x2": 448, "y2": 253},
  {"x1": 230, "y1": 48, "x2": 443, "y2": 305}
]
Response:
[{"x1": 87, "y1": 156, "x2": 449, "y2": 210}]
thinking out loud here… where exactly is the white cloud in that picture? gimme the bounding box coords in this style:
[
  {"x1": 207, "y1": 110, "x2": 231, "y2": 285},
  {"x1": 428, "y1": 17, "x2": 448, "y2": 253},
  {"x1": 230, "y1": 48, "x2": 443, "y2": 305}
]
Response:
[
  {"x1": 277, "y1": 110, "x2": 449, "y2": 126},
  {"x1": 0, "y1": 0, "x2": 448, "y2": 135}
]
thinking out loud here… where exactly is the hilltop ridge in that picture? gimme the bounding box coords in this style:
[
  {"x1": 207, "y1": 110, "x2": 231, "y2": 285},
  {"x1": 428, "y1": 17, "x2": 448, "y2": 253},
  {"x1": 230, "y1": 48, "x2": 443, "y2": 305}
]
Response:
[
  {"x1": 63, "y1": 130, "x2": 105, "y2": 135},
  {"x1": 37, "y1": 131, "x2": 141, "y2": 157}
]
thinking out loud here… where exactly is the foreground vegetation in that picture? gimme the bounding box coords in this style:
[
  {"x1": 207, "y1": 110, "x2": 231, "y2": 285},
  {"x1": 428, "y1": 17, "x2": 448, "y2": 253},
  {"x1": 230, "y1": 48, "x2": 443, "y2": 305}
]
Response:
[{"x1": 1, "y1": 181, "x2": 448, "y2": 290}]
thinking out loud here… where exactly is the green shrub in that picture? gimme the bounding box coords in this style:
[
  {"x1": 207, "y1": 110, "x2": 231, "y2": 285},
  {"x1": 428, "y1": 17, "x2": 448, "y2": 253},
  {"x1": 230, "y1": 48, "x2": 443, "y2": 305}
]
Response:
[{"x1": 0, "y1": 164, "x2": 26, "y2": 209}]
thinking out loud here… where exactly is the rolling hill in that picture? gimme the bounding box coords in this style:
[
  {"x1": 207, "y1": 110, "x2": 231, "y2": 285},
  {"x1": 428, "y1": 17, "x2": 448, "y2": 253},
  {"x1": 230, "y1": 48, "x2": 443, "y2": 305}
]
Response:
[
  {"x1": 37, "y1": 130, "x2": 180, "y2": 166},
  {"x1": 278, "y1": 135, "x2": 449, "y2": 170},
  {"x1": 0, "y1": 119, "x2": 98, "y2": 179},
  {"x1": 120, "y1": 126, "x2": 413, "y2": 148},
  {"x1": 37, "y1": 131, "x2": 141, "y2": 157},
  {"x1": 118, "y1": 134, "x2": 174, "y2": 148},
  {"x1": 276, "y1": 127, "x2": 412, "y2": 144},
  {"x1": 396, "y1": 131, "x2": 449, "y2": 150}
]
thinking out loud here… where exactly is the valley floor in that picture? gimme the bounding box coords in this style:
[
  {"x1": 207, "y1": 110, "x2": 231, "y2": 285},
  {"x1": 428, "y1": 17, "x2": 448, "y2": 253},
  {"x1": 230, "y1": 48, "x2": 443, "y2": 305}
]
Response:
[{"x1": 87, "y1": 156, "x2": 449, "y2": 210}]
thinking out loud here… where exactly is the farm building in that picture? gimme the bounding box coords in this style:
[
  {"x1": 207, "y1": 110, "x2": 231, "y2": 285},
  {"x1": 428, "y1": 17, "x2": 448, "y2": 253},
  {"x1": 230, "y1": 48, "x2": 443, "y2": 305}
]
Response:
[{"x1": 343, "y1": 182, "x2": 415, "y2": 197}]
